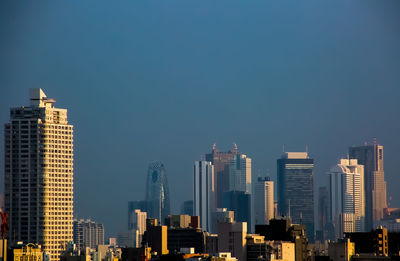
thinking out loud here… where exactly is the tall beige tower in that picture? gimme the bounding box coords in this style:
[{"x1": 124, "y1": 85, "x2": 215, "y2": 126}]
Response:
[
  {"x1": 349, "y1": 139, "x2": 387, "y2": 230},
  {"x1": 4, "y1": 89, "x2": 74, "y2": 261},
  {"x1": 254, "y1": 177, "x2": 274, "y2": 225}
]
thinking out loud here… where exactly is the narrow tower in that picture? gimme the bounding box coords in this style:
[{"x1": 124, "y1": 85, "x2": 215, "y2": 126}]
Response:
[{"x1": 4, "y1": 89, "x2": 74, "y2": 261}]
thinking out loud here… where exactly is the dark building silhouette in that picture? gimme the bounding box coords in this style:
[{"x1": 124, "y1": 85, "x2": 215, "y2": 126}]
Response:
[
  {"x1": 317, "y1": 186, "x2": 332, "y2": 242},
  {"x1": 167, "y1": 227, "x2": 206, "y2": 254},
  {"x1": 256, "y1": 218, "x2": 308, "y2": 261},
  {"x1": 223, "y1": 190, "x2": 251, "y2": 232},
  {"x1": 277, "y1": 152, "x2": 315, "y2": 241},
  {"x1": 146, "y1": 162, "x2": 170, "y2": 224},
  {"x1": 343, "y1": 228, "x2": 400, "y2": 257}
]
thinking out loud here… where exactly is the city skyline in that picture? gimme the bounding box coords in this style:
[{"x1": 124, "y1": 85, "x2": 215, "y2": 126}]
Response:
[{"x1": 1, "y1": 0, "x2": 400, "y2": 238}]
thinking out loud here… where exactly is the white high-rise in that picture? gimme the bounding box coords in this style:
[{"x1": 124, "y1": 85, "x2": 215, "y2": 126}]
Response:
[
  {"x1": 4, "y1": 89, "x2": 74, "y2": 261},
  {"x1": 254, "y1": 177, "x2": 274, "y2": 225},
  {"x1": 194, "y1": 161, "x2": 215, "y2": 232},
  {"x1": 329, "y1": 159, "x2": 365, "y2": 239},
  {"x1": 229, "y1": 154, "x2": 252, "y2": 194}
]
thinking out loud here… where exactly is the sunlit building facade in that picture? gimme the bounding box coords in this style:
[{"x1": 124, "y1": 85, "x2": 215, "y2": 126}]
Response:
[
  {"x1": 255, "y1": 177, "x2": 274, "y2": 225},
  {"x1": 4, "y1": 89, "x2": 74, "y2": 261},
  {"x1": 329, "y1": 159, "x2": 365, "y2": 239},
  {"x1": 194, "y1": 160, "x2": 215, "y2": 232}
]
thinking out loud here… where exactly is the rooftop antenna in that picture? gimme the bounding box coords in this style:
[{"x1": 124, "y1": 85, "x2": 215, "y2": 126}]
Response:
[
  {"x1": 212, "y1": 143, "x2": 217, "y2": 151},
  {"x1": 282, "y1": 144, "x2": 285, "y2": 153},
  {"x1": 373, "y1": 137, "x2": 377, "y2": 145}
]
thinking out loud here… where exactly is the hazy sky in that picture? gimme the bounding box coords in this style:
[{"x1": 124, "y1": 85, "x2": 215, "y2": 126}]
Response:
[{"x1": 1, "y1": 0, "x2": 399, "y2": 237}]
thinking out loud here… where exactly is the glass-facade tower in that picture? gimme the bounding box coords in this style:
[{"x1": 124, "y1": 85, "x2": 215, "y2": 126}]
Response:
[
  {"x1": 145, "y1": 161, "x2": 170, "y2": 224},
  {"x1": 277, "y1": 152, "x2": 314, "y2": 241}
]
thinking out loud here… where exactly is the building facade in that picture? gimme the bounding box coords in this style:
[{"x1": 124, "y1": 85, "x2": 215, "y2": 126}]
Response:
[
  {"x1": 329, "y1": 159, "x2": 365, "y2": 238},
  {"x1": 217, "y1": 220, "x2": 247, "y2": 261},
  {"x1": 4, "y1": 89, "x2": 73, "y2": 261},
  {"x1": 73, "y1": 219, "x2": 105, "y2": 250},
  {"x1": 127, "y1": 200, "x2": 147, "y2": 229},
  {"x1": 277, "y1": 152, "x2": 314, "y2": 241},
  {"x1": 223, "y1": 191, "x2": 251, "y2": 232},
  {"x1": 349, "y1": 139, "x2": 387, "y2": 230},
  {"x1": 145, "y1": 161, "x2": 170, "y2": 224},
  {"x1": 228, "y1": 154, "x2": 252, "y2": 194},
  {"x1": 128, "y1": 209, "x2": 147, "y2": 247},
  {"x1": 205, "y1": 144, "x2": 239, "y2": 208},
  {"x1": 194, "y1": 161, "x2": 215, "y2": 232},
  {"x1": 254, "y1": 177, "x2": 274, "y2": 225}
]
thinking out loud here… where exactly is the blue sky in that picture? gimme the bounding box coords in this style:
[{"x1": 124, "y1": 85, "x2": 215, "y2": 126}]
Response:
[{"x1": 1, "y1": 0, "x2": 399, "y2": 237}]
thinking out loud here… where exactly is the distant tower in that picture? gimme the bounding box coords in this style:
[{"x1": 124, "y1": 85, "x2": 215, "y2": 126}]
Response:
[
  {"x1": 329, "y1": 159, "x2": 365, "y2": 239},
  {"x1": 205, "y1": 144, "x2": 239, "y2": 208},
  {"x1": 349, "y1": 140, "x2": 387, "y2": 230},
  {"x1": 73, "y1": 219, "x2": 104, "y2": 250},
  {"x1": 4, "y1": 89, "x2": 74, "y2": 261},
  {"x1": 255, "y1": 177, "x2": 274, "y2": 225},
  {"x1": 128, "y1": 210, "x2": 147, "y2": 247},
  {"x1": 193, "y1": 161, "x2": 215, "y2": 232},
  {"x1": 145, "y1": 162, "x2": 170, "y2": 224},
  {"x1": 277, "y1": 152, "x2": 314, "y2": 241},
  {"x1": 228, "y1": 154, "x2": 252, "y2": 194}
]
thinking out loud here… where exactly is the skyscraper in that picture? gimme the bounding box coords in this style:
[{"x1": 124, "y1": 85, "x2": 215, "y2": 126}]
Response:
[
  {"x1": 228, "y1": 154, "x2": 252, "y2": 194},
  {"x1": 4, "y1": 89, "x2": 74, "y2": 261},
  {"x1": 180, "y1": 200, "x2": 193, "y2": 216},
  {"x1": 223, "y1": 190, "x2": 251, "y2": 232},
  {"x1": 127, "y1": 200, "x2": 147, "y2": 229},
  {"x1": 73, "y1": 219, "x2": 104, "y2": 250},
  {"x1": 329, "y1": 159, "x2": 365, "y2": 239},
  {"x1": 349, "y1": 139, "x2": 387, "y2": 230},
  {"x1": 317, "y1": 186, "x2": 330, "y2": 241},
  {"x1": 277, "y1": 152, "x2": 314, "y2": 241},
  {"x1": 205, "y1": 144, "x2": 238, "y2": 208},
  {"x1": 193, "y1": 161, "x2": 215, "y2": 232},
  {"x1": 145, "y1": 161, "x2": 170, "y2": 224},
  {"x1": 128, "y1": 210, "x2": 147, "y2": 247},
  {"x1": 254, "y1": 177, "x2": 274, "y2": 225}
]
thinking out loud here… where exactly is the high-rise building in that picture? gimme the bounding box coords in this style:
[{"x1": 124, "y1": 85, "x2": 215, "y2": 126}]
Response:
[
  {"x1": 127, "y1": 200, "x2": 147, "y2": 229},
  {"x1": 4, "y1": 89, "x2": 74, "y2": 261},
  {"x1": 318, "y1": 187, "x2": 329, "y2": 232},
  {"x1": 349, "y1": 139, "x2": 387, "y2": 229},
  {"x1": 329, "y1": 159, "x2": 365, "y2": 238},
  {"x1": 218, "y1": 219, "x2": 247, "y2": 261},
  {"x1": 228, "y1": 154, "x2": 252, "y2": 194},
  {"x1": 128, "y1": 209, "x2": 147, "y2": 247},
  {"x1": 205, "y1": 144, "x2": 239, "y2": 208},
  {"x1": 223, "y1": 191, "x2": 251, "y2": 232},
  {"x1": 194, "y1": 161, "x2": 215, "y2": 232},
  {"x1": 180, "y1": 200, "x2": 193, "y2": 216},
  {"x1": 145, "y1": 162, "x2": 170, "y2": 224},
  {"x1": 277, "y1": 152, "x2": 314, "y2": 241},
  {"x1": 317, "y1": 186, "x2": 331, "y2": 241},
  {"x1": 254, "y1": 177, "x2": 274, "y2": 225},
  {"x1": 73, "y1": 219, "x2": 105, "y2": 250}
]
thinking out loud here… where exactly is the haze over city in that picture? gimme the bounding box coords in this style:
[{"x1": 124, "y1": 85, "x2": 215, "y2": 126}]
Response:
[{"x1": 1, "y1": 0, "x2": 400, "y2": 240}]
